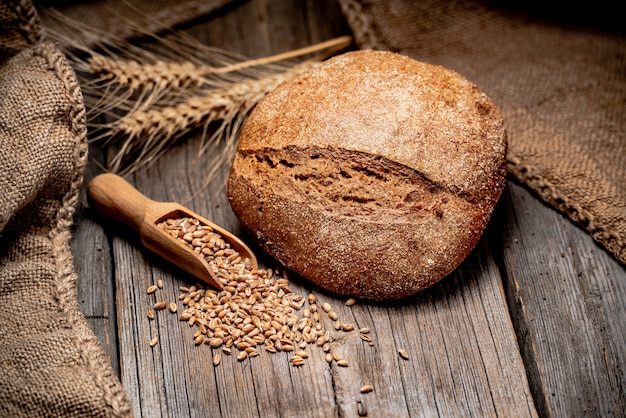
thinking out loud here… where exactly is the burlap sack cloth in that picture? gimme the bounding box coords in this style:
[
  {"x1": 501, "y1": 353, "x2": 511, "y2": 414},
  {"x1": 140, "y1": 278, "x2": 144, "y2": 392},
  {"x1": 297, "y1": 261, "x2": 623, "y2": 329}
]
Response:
[
  {"x1": 0, "y1": 1, "x2": 132, "y2": 416},
  {"x1": 338, "y1": 0, "x2": 626, "y2": 265}
]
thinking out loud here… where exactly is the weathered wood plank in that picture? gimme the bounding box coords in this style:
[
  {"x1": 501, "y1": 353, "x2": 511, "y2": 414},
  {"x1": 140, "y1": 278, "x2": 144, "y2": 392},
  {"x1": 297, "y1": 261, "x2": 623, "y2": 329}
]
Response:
[
  {"x1": 95, "y1": 1, "x2": 539, "y2": 414},
  {"x1": 376, "y1": 239, "x2": 536, "y2": 417},
  {"x1": 72, "y1": 142, "x2": 121, "y2": 377},
  {"x1": 112, "y1": 164, "x2": 538, "y2": 417},
  {"x1": 187, "y1": 0, "x2": 348, "y2": 58},
  {"x1": 491, "y1": 181, "x2": 626, "y2": 417}
]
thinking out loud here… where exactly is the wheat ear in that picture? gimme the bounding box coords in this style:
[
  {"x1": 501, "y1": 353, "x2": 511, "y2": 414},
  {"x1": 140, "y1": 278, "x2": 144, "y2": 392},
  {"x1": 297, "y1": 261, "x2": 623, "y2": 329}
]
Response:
[
  {"x1": 106, "y1": 62, "x2": 318, "y2": 175},
  {"x1": 86, "y1": 36, "x2": 351, "y2": 92}
]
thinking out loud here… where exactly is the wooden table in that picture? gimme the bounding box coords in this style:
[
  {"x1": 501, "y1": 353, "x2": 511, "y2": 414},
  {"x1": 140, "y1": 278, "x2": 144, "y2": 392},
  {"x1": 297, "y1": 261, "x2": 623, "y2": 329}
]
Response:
[{"x1": 68, "y1": 0, "x2": 626, "y2": 416}]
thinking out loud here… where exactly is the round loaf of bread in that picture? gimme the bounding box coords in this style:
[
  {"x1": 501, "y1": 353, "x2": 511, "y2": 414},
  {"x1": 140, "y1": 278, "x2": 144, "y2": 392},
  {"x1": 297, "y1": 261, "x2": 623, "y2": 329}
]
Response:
[{"x1": 227, "y1": 50, "x2": 507, "y2": 300}]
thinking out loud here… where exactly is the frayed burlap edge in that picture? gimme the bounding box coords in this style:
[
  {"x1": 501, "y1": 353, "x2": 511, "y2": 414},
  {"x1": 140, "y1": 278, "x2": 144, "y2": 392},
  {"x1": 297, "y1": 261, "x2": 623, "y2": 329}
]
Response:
[
  {"x1": 12, "y1": 0, "x2": 42, "y2": 44},
  {"x1": 0, "y1": 0, "x2": 42, "y2": 66},
  {"x1": 336, "y1": 0, "x2": 385, "y2": 52},
  {"x1": 507, "y1": 156, "x2": 625, "y2": 265},
  {"x1": 39, "y1": 41, "x2": 133, "y2": 416}
]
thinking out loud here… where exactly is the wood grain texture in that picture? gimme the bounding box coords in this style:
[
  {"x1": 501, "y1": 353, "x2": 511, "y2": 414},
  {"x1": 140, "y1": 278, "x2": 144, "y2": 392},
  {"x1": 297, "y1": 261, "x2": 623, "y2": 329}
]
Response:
[
  {"x1": 72, "y1": 142, "x2": 121, "y2": 377},
  {"x1": 69, "y1": 0, "x2": 626, "y2": 417},
  {"x1": 99, "y1": 1, "x2": 535, "y2": 413},
  {"x1": 492, "y1": 182, "x2": 626, "y2": 418}
]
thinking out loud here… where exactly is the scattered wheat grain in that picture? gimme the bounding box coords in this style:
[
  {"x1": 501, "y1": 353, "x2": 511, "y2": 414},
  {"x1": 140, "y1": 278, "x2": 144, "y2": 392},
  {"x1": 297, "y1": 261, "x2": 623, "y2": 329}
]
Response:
[
  {"x1": 360, "y1": 385, "x2": 374, "y2": 393},
  {"x1": 149, "y1": 215, "x2": 380, "y2": 370}
]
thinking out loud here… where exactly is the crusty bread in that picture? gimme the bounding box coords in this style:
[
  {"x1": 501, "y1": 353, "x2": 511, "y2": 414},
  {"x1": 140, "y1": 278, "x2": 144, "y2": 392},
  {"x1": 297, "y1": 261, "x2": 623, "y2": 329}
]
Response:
[{"x1": 227, "y1": 50, "x2": 507, "y2": 300}]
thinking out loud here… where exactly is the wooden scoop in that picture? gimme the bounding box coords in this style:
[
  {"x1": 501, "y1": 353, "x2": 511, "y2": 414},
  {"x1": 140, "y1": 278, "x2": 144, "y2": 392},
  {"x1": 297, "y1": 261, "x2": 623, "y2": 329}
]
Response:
[{"x1": 87, "y1": 173, "x2": 258, "y2": 290}]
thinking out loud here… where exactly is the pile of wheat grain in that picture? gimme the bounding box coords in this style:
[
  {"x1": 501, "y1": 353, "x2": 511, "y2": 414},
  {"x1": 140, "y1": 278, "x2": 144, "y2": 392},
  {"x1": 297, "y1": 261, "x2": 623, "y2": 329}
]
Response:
[{"x1": 147, "y1": 216, "x2": 371, "y2": 368}]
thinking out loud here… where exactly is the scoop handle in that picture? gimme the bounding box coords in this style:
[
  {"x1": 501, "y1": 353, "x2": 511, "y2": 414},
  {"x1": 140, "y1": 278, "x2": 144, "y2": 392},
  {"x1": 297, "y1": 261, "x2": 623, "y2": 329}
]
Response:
[{"x1": 87, "y1": 173, "x2": 152, "y2": 230}]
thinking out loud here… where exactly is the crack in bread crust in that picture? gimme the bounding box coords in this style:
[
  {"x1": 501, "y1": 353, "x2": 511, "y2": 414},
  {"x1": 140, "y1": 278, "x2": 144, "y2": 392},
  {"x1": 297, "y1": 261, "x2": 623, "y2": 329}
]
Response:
[{"x1": 236, "y1": 145, "x2": 475, "y2": 219}]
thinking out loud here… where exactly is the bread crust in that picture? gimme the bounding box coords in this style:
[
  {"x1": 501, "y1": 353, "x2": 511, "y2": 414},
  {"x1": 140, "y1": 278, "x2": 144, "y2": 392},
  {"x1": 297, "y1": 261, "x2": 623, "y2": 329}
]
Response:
[{"x1": 228, "y1": 50, "x2": 507, "y2": 300}]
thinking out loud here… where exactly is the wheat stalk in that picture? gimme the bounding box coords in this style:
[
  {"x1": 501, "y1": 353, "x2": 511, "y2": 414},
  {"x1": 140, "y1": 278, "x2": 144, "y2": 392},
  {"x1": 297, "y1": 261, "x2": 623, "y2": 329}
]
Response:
[{"x1": 87, "y1": 36, "x2": 351, "y2": 92}]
